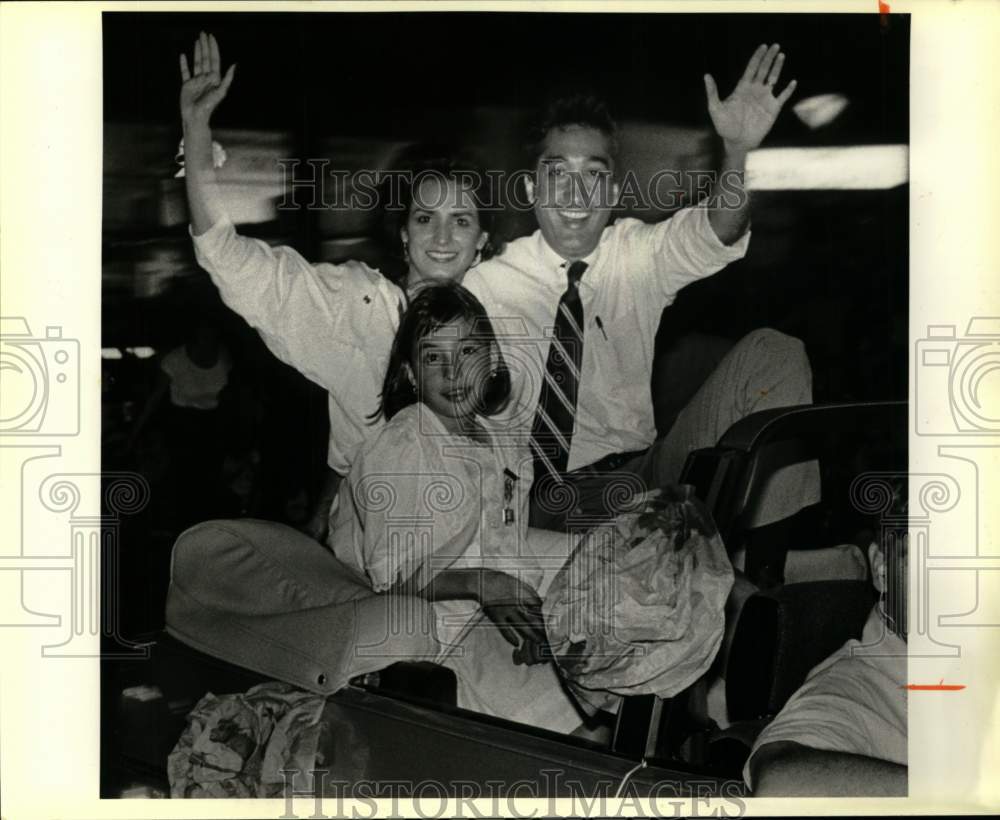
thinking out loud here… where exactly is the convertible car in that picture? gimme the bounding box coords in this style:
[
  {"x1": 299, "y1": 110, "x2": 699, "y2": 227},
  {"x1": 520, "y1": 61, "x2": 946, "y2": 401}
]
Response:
[{"x1": 104, "y1": 400, "x2": 906, "y2": 799}]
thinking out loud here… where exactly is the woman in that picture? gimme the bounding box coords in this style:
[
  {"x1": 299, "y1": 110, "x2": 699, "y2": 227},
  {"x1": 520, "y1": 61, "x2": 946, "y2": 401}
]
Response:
[
  {"x1": 179, "y1": 33, "x2": 498, "y2": 535},
  {"x1": 172, "y1": 35, "x2": 585, "y2": 730}
]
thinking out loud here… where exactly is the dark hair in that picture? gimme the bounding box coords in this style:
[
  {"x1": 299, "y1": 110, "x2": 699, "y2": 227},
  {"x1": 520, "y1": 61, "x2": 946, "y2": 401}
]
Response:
[
  {"x1": 377, "y1": 282, "x2": 511, "y2": 421},
  {"x1": 179, "y1": 301, "x2": 223, "y2": 346},
  {"x1": 379, "y1": 146, "x2": 500, "y2": 282},
  {"x1": 525, "y1": 93, "x2": 619, "y2": 168},
  {"x1": 873, "y1": 474, "x2": 908, "y2": 550}
]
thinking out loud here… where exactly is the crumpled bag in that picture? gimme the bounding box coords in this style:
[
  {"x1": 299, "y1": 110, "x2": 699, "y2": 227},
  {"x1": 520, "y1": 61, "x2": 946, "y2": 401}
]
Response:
[
  {"x1": 168, "y1": 681, "x2": 325, "y2": 798},
  {"x1": 542, "y1": 485, "x2": 734, "y2": 699}
]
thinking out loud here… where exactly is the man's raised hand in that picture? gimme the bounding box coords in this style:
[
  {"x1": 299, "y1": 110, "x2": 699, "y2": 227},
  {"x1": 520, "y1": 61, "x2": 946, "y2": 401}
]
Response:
[
  {"x1": 704, "y1": 44, "x2": 797, "y2": 154},
  {"x1": 179, "y1": 31, "x2": 235, "y2": 125}
]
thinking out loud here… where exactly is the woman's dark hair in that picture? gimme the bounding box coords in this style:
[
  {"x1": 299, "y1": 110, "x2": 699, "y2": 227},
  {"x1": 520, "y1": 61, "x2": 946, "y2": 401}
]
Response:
[
  {"x1": 377, "y1": 282, "x2": 511, "y2": 422},
  {"x1": 524, "y1": 93, "x2": 619, "y2": 168},
  {"x1": 379, "y1": 146, "x2": 501, "y2": 282}
]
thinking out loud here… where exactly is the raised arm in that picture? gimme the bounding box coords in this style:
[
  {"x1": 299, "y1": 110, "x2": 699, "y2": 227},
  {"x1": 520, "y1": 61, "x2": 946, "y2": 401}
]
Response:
[
  {"x1": 179, "y1": 32, "x2": 235, "y2": 235},
  {"x1": 703, "y1": 44, "x2": 797, "y2": 245},
  {"x1": 176, "y1": 33, "x2": 392, "y2": 409},
  {"x1": 750, "y1": 740, "x2": 907, "y2": 797}
]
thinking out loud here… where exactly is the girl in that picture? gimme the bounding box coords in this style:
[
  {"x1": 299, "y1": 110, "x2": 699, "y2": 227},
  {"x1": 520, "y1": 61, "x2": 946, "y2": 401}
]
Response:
[{"x1": 329, "y1": 283, "x2": 583, "y2": 731}]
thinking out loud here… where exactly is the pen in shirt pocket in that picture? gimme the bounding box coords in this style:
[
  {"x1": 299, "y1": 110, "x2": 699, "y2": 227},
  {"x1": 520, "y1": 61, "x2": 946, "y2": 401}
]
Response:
[{"x1": 594, "y1": 316, "x2": 609, "y2": 341}]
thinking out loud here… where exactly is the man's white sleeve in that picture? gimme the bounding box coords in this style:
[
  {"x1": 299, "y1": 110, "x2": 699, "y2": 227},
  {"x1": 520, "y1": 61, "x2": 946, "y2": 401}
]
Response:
[{"x1": 619, "y1": 206, "x2": 751, "y2": 304}]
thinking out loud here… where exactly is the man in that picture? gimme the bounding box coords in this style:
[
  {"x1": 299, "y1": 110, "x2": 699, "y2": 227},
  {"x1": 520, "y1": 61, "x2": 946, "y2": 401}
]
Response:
[
  {"x1": 463, "y1": 44, "x2": 817, "y2": 530},
  {"x1": 744, "y1": 494, "x2": 908, "y2": 796}
]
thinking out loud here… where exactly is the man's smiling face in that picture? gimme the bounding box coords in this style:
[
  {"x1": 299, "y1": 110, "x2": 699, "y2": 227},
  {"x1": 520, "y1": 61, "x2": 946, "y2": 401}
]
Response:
[{"x1": 527, "y1": 124, "x2": 619, "y2": 262}]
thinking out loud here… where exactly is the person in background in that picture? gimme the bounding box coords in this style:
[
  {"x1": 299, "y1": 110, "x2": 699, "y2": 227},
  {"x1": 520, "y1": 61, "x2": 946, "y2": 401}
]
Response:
[
  {"x1": 179, "y1": 33, "x2": 497, "y2": 542},
  {"x1": 130, "y1": 310, "x2": 233, "y2": 529},
  {"x1": 744, "y1": 480, "x2": 908, "y2": 796},
  {"x1": 461, "y1": 46, "x2": 817, "y2": 533}
]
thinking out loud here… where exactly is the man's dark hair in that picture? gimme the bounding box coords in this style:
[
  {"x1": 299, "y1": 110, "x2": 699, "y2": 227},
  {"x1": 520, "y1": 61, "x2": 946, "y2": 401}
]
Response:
[{"x1": 525, "y1": 93, "x2": 619, "y2": 168}]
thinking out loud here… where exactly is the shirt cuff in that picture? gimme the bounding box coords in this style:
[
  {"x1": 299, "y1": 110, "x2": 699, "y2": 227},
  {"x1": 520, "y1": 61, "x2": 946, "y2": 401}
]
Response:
[
  {"x1": 189, "y1": 214, "x2": 236, "y2": 256},
  {"x1": 690, "y1": 204, "x2": 751, "y2": 262}
]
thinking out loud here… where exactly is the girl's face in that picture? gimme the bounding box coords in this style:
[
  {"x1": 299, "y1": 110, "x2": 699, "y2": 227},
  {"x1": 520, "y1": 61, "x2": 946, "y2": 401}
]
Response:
[
  {"x1": 402, "y1": 176, "x2": 488, "y2": 287},
  {"x1": 410, "y1": 317, "x2": 492, "y2": 434}
]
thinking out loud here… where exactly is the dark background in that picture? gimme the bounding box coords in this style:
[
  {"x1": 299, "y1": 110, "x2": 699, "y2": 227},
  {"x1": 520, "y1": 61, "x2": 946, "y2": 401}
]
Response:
[
  {"x1": 101, "y1": 10, "x2": 909, "y2": 637},
  {"x1": 104, "y1": 12, "x2": 907, "y2": 142}
]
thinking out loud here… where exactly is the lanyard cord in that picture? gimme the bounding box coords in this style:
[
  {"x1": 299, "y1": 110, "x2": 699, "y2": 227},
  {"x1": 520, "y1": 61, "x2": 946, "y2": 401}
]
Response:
[{"x1": 614, "y1": 758, "x2": 648, "y2": 798}]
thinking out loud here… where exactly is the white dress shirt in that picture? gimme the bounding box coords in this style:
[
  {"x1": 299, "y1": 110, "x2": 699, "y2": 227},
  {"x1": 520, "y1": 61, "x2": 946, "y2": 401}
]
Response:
[
  {"x1": 192, "y1": 206, "x2": 746, "y2": 475},
  {"x1": 330, "y1": 402, "x2": 540, "y2": 660},
  {"x1": 330, "y1": 403, "x2": 536, "y2": 594},
  {"x1": 191, "y1": 216, "x2": 404, "y2": 474},
  {"x1": 464, "y1": 207, "x2": 749, "y2": 471},
  {"x1": 743, "y1": 607, "x2": 908, "y2": 790}
]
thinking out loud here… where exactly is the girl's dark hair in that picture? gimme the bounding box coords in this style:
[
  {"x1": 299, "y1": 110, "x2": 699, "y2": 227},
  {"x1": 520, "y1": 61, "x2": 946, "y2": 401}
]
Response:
[
  {"x1": 377, "y1": 282, "x2": 511, "y2": 422},
  {"x1": 379, "y1": 146, "x2": 501, "y2": 283}
]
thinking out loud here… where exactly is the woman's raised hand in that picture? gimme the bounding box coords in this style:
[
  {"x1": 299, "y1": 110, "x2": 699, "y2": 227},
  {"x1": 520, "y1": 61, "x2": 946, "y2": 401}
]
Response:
[{"x1": 179, "y1": 31, "x2": 235, "y2": 125}]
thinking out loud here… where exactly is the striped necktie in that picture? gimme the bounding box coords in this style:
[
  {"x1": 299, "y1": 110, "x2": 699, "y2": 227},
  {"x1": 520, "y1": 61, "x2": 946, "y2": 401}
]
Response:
[{"x1": 530, "y1": 260, "x2": 587, "y2": 486}]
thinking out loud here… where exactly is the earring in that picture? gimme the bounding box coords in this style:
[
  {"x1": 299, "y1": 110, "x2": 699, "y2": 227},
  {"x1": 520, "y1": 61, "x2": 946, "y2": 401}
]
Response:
[
  {"x1": 401, "y1": 240, "x2": 409, "y2": 262},
  {"x1": 471, "y1": 249, "x2": 483, "y2": 268}
]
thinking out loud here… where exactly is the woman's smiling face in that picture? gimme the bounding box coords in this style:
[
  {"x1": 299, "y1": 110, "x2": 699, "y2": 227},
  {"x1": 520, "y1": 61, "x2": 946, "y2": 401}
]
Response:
[{"x1": 402, "y1": 175, "x2": 488, "y2": 287}]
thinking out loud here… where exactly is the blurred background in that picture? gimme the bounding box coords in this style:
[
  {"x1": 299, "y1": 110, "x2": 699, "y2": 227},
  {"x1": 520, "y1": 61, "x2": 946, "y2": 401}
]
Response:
[{"x1": 101, "y1": 11, "x2": 909, "y2": 641}]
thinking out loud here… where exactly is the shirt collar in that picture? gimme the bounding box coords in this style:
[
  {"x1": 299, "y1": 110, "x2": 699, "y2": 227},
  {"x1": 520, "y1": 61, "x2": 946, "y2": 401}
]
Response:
[
  {"x1": 860, "y1": 605, "x2": 908, "y2": 658},
  {"x1": 533, "y1": 228, "x2": 606, "y2": 291}
]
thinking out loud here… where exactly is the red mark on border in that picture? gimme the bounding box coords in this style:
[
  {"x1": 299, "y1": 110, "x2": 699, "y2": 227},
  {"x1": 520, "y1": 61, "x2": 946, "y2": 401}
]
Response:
[
  {"x1": 879, "y1": 0, "x2": 891, "y2": 28},
  {"x1": 902, "y1": 679, "x2": 965, "y2": 692}
]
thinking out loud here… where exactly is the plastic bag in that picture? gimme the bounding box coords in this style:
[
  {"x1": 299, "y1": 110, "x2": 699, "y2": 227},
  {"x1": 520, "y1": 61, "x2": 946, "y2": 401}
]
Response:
[
  {"x1": 542, "y1": 485, "x2": 734, "y2": 699},
  {"x1": 167, "y1": 681, "x2": 325, "y2": 798}
]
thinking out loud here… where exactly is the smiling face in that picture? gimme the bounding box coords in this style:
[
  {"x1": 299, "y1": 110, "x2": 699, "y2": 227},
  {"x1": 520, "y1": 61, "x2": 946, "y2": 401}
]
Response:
[
  {"x1": 402, "y1": 175, "x2": 488, "y2": 287},
  {"x1": 527, "y1": 124, "x2": 619, "y2": 261},
  {"x1": 410, "y1": 317, "x2": 492, "y2": 434}
]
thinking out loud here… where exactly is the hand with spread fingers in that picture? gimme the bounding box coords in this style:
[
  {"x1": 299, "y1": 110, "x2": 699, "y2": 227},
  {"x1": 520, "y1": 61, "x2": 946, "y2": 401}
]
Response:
[
  {"x1": 704, "y1": 43, "x2": 797, "y2": 154},
  {"x1": 179, "y1": 31, "x2": 236, "y2": 126}
]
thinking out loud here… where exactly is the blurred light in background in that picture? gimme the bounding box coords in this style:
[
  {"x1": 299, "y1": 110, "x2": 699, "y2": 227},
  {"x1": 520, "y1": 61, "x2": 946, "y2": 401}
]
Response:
[
  {"x1": 746, "y1": 145, "x2": 909, "y2": 190},
  {"x1": 793, "y1": 93, "x2": 850, "y2": 130},
  {"x1": 101, "y1": 347, "x2": 156, "y2": 360}
]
